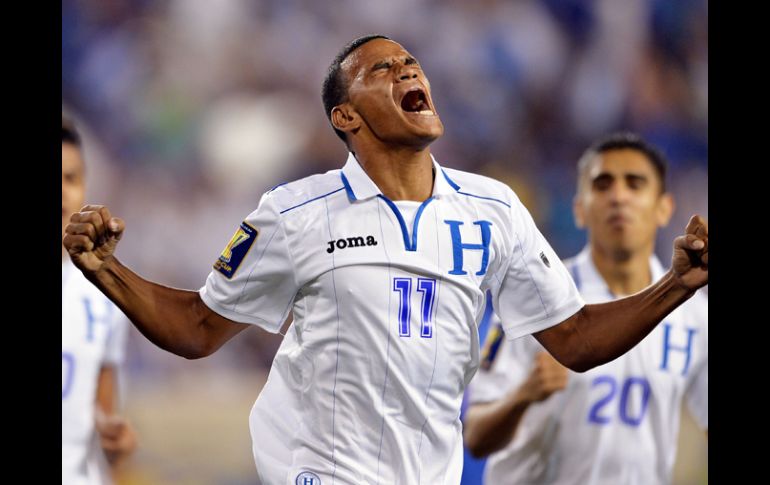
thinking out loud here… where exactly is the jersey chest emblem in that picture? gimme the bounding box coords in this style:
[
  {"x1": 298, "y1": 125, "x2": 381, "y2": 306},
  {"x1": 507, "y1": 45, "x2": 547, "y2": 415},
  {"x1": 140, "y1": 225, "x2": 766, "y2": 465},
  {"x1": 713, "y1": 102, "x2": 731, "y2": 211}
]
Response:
[{"x1": 444, "y1": 219, "x2": 492, "y2": 276}]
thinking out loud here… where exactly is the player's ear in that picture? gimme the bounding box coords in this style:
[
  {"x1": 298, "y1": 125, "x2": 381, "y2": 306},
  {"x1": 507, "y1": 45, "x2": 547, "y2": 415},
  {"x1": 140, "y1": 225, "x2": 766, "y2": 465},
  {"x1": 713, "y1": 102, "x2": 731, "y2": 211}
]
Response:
[
  {"x1": 656, "y1": 192, "x2": 675, "y2": 227},
  {"x1": 331, "y1": 104, "x2": 361, "y2": 136},
  {"x1": 573, "y1": 194, "x2": 586, "y2": 229}
]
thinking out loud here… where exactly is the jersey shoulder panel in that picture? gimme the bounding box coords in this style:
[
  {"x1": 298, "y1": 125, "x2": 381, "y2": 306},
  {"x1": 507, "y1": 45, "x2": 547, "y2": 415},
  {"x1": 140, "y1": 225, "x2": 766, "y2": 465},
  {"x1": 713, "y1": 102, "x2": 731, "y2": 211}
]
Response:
[
  {"x1": 267, "y1": 170, "x2": 346, "y2": 216},
  {"x1": 441, "y1": 167, "x2": 516, "y2": 208}
]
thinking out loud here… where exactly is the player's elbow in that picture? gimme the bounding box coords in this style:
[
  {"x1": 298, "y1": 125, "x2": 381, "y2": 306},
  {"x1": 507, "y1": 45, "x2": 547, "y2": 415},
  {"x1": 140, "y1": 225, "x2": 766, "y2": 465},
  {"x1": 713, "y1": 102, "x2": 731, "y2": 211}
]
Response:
[
  {"x1": 467, "y1": 446, "x2": 485, "y2": 459},
  {"x1": 179, "y1": 297, "x2": 228, "y2": 359},
  {"x1": 177, "y1": 346, "x2": 207, "y2": 360},
  {"x1": 534, "y1": 311, "x2": 599, "y2": 373},
  {"x1": 563, "y1": 357, "x2": 592, "y2": 373},
  {"x1": 464, "y1": 432, "x2": 501, "y2": 459},
  {"x1": 180, "y1": 338, "x2": 219, "y2": 360},
  {"x1": 463, "y1": 431, "x2": 484, "y2": 458},
  {"x1": 547, "y1": 342, "x2": 594, "y2": 373},
  {"x1": 465, "y1": 437, "x2": 491, "y2": 459},
  {"x1": 171, "y1": 333, "x2": 218, "y2": 360}
]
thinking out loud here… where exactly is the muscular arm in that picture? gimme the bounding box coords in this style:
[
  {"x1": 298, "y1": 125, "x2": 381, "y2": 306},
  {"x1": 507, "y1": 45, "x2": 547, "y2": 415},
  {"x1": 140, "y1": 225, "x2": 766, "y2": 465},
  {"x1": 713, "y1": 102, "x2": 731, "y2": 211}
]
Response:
[
  {"x1": 64, "y1": 205, "x2": 249, "y2": 359},
  {"x1": 88, "y1": 257, "x2": 249, "y2": 359},
  {"x1": 535, "y1": 216, "x2": 707, "y2": 372},
  {"x1": 535, "y1": 269, "x2": 692, "y2": 372}
]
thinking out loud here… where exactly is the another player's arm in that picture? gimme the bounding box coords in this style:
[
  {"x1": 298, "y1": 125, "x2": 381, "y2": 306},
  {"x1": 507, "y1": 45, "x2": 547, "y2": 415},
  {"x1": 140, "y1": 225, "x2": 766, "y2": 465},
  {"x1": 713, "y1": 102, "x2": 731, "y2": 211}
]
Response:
[
  {"x1": 464, "y1": 352, "x2": 567, "y2": 457},
  {"x1": 95, "y1": 366, "x2": 137, "y2": 468},
  {"x1": 535, "y1": 216, "x2": 708, "y2": 372},
  {"x1": 63, "y1": 205, "x2": 249, "y2": 359}
]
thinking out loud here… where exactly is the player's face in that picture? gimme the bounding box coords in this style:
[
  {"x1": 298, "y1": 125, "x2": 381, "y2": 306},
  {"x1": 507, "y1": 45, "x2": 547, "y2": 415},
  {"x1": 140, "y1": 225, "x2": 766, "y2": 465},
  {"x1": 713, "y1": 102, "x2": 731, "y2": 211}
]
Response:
[
  {"x1": 62, "y1": 142, "x2": 85, "y2": 238},
  {"x1": 574, "y1": 149, "x2": 673, "y2": 259},
  {"x1": 340, "y1": 39, "x2": 444, "y2": 149}
]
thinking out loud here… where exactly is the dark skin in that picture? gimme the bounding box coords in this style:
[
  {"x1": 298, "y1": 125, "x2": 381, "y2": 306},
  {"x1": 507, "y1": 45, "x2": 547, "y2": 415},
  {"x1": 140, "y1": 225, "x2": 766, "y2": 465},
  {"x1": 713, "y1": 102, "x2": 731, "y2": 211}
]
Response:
[
  {"x1": 331, "y1": 38, "x2": 442, "y2": 201},
  {"x1": 63, "y1": 39, "x2": 708, "y2": 375}
]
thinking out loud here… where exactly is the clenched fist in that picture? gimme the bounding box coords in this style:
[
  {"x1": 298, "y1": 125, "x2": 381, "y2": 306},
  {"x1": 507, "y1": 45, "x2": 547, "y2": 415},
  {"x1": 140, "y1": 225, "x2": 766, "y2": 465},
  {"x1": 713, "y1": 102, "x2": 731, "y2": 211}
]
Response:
[
  {"x1": 672, "y1": 215, "x2": 708, "y2": 291},
  {"x1": 63, "y1": 205, "x2": 125, "y2": 274}
]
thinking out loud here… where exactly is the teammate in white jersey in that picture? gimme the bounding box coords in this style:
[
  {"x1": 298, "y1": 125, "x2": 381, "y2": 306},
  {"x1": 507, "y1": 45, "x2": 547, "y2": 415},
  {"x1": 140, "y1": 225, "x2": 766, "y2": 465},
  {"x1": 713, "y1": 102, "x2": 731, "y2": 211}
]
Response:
[
  {"x1": 62, "y1": 36, "x2": 708, "y2": 485},
  {"x1": 62, "y1": 116, "x2": 137, "y2": 484},
  {"x1": 464, "y1": 133, "x2": 707, "y2": 484}
]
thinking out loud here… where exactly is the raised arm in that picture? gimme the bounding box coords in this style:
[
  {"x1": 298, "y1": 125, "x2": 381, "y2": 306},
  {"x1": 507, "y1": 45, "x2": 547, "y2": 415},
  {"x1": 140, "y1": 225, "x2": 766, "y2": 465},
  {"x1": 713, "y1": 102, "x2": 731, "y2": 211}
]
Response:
[
  {"x1": 63, "y1": 205, "x2": 249, "y2": 359},
  {"x1": 535, "y1": 215, "x2": 708, "y2": 372}
]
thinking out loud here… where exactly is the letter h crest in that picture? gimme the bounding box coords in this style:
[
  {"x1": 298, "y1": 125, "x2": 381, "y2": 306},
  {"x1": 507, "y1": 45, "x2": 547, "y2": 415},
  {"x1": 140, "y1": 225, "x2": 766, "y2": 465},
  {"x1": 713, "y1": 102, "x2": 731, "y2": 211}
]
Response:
[{"x1": 444, "y1": 220, "x2": 492, "y2": 276}]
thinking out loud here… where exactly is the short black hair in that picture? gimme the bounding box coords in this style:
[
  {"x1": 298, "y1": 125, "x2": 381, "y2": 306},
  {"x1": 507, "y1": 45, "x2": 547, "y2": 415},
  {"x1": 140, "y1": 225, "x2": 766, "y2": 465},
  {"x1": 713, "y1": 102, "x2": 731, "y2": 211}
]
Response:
[
  {"x1": 62, "y1": 114, "x2": 81, "y2": 147},
  {"x1": 577, "y1": 132, "x2": 669, "y2": 193},
  {"x1": 322, "y1": 34, "x2": 391, "y2": 143}
]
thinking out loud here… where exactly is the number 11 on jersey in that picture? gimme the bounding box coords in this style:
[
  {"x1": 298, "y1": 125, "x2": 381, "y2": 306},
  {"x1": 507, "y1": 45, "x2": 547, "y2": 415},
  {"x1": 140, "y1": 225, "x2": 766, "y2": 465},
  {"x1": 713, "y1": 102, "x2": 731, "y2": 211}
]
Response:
[{"x1": 393, "y1": 277, "x2": 436, "y2": 338}]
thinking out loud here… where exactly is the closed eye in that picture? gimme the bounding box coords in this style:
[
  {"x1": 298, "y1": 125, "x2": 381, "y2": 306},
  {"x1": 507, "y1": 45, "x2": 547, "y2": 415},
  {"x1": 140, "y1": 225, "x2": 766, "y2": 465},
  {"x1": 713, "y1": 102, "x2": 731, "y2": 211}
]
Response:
[
  {"x1": 372, "y1": 57, "x2": 419, "y2": 72},
  {"x1": 372, "y1": 61, "x2": 391, "y2": 71}
]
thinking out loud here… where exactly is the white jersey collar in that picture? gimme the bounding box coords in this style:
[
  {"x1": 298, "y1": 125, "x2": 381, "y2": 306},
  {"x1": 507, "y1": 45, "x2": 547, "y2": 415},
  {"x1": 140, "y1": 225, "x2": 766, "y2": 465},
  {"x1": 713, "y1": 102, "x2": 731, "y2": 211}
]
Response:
[
  {"x1": 340, "y1": 152, "x2": 460, "y2": 202},
  {"x1": 570, "y1": 246, "x2": 666, "y2": 296}
]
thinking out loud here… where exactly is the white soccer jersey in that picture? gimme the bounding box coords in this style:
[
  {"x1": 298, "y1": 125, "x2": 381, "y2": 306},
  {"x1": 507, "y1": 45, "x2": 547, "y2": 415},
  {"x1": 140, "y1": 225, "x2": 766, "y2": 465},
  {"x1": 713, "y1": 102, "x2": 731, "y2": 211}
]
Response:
[
  {"x1": 468, "y1": 247, "x2": 708, "y2": 485},
  {"x1": 62, "y1": 259, "x2": 129, "y2": 485},
  {"x1": 200, "y1": 153, "x2": 584, "y2": 485}
]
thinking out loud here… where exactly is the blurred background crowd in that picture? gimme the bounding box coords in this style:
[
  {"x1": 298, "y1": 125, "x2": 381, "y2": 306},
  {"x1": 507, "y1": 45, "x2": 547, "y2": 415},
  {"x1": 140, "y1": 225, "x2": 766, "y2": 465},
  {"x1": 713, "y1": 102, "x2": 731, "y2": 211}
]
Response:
[{"x1": 62, "y1": 0, "x2": 707, "y2": 483}]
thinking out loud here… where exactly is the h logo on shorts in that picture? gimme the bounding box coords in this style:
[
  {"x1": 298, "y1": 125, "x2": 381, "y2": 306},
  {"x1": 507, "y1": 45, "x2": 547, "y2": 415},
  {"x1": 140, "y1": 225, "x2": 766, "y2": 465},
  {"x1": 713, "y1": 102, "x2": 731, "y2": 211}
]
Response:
[
  {"x1": 295, "y1": 471, "x2": 321, "y2": 485},
  {"x1": 445, "y1": 220, "x2": 492, "y2": 276}
]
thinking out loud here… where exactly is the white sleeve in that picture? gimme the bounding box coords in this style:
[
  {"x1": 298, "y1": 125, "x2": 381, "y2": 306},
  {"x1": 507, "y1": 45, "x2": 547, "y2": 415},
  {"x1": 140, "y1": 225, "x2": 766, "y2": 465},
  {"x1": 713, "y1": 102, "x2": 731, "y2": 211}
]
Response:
[
  {"x1": 491, "y1": 195, "x2": 584, "y2": 340},
  {"x1": 199, "y1": 192, "x2": 298, "y2": 333},
  {"x1": 102, "y1": 303, "x2": 128, "y2": 367}
]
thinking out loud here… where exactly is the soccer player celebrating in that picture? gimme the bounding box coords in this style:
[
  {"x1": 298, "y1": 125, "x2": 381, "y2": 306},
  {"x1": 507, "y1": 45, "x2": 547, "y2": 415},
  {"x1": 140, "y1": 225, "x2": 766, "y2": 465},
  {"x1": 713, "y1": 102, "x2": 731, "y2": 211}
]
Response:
[{"x1": 63, "y1": 36, "x2": 707, "y2": 484}]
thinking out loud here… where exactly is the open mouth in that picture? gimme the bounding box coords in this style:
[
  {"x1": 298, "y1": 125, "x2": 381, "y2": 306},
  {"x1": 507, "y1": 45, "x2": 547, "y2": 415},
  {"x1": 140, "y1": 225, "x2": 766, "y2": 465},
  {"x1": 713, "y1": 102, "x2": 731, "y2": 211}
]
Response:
[{"x1": 400, "y1": 88, "x2": 434, "y2": 115}]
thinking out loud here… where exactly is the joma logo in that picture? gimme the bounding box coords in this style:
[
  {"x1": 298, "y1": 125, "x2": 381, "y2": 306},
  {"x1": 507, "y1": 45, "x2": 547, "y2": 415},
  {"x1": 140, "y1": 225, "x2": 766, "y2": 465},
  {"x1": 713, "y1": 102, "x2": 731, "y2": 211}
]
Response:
[{"x1": 327, "y1": 235, "x2": 378, "y2": 253}]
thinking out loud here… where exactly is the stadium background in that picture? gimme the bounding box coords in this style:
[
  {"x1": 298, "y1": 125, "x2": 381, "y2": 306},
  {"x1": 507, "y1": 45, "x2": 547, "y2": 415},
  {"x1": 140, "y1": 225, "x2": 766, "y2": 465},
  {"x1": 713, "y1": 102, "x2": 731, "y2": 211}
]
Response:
[{"x1": 62, "y1": 0, "x2": 708, "y2": 483}]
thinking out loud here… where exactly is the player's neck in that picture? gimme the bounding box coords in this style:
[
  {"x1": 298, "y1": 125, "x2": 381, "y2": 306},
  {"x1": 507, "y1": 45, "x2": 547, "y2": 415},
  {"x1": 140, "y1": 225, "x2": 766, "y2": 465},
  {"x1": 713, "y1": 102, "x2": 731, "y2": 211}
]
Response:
[
  {"x1": 353, "y1": 148, "x2": 434, "y2": 202},
  {"x1": 590, "y1": 245, "x2": 653, "y2": 297}
]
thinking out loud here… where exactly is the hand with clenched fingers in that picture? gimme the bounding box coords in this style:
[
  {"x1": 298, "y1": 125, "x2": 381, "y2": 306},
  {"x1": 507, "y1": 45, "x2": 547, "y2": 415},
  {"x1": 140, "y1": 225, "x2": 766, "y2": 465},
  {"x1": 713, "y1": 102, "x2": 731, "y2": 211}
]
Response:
[
  {"x1": 63, "y1": 204, "x2": 125, "y2": 274},
  {"x1": 671, "y1": 215, "x2": 708, "y2": 291}
]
